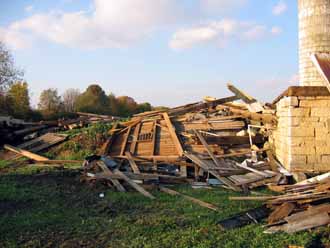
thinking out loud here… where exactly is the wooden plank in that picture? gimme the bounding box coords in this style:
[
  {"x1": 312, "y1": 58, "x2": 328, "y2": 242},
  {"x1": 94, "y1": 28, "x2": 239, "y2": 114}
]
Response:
[
  {"x1": 266, "y1": 211, "x2": 330, "y2": 234},
  {"x1": 162, "y1": 112, "x2": 184, "y2": 156},
  {"x1": 130, "y1": 122, "x2": 141, "y2": 154},
  {"x1": 296, "y1": 172, "x2": 330, "y2": 185},
  {"x1": 113, "y1": 169, "x2": 155, "y2": 199},
  {"x1": 125, "y1": 151, "x2": 141, "y2": 174},
  {"x1": 268, "y1": 202, "x2": 295, "y2": 224},
  {"x1": 234, "y1": 161, "x2": 270, "y2": 177},
  {"x1": 180, "y1": 165, "x2": 187, "y2": 177},
  {"x1": 184, "y1": 152, "x2": 241, "y2": 192},
  {"x1": 120, "y1": 125, "x2": 132, "y2": 156},
  {"x1": 33, "y1": 160, "x2": 83, "y2": 164},
  {"x1": 150, "y1": 120, "x2": 157, "y2": 156},
  {"x1": 272, "y1": 86, "x2": 330, "y2": 104},
  {"x1": 97, "y1": 161, "x2": 126, "y2": 192},
  {"x1": 193, "y1": 129, "x2": 225, "y2": 168},
  {"x1": 4, "y1": 144, "x2": 49, "y2": 161},
  {"x1": 264, "y1": 143, "x2": 279, "y2": 172},
  {"x1": 160, "y1": 186, "x2": 218, "y2": 211},
  {"x1": 227, "y1": 83, "x2": 256, "y2": 104}
]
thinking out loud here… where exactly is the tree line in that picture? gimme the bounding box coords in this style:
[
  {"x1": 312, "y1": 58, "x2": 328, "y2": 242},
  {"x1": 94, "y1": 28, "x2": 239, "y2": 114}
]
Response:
[{"x1": 0, "y1": 42, "x2": 155, "y2": 120}]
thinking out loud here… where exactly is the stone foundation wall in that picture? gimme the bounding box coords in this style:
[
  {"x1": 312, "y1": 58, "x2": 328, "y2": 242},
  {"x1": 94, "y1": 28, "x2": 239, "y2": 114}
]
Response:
[{"x1": 271, "y1": 95, "x2": 330, "y2": 172}]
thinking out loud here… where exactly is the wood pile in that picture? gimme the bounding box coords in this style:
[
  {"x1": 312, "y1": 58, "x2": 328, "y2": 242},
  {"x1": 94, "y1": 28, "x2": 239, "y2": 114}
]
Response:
[
  {"x1": 96, "y1": 83, "x2": 279, "y2": 193},
  {"x1": 0, "y1": 112, "x2": 118, "y2": 144},
  {"x1": 229, "y1": 172, "x2": 330, "y2": 233}
]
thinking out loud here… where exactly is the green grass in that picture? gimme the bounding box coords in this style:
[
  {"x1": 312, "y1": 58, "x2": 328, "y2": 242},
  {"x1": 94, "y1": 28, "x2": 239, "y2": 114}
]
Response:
[
  {"x1": 0, "y1": 163, "x2": 327, "y2": 248},
  {"x1": 0, "y1": 123, "x2": 328, "y2": 247}
]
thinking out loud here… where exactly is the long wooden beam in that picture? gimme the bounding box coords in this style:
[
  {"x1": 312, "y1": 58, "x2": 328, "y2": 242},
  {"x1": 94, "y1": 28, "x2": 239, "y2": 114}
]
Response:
[
  {"x1": 113, "y1": 169, "x2": 155, "y2": 199},
  {"x1": 160, "y1": 187, "x2": 218, "y2": 211},
  {"x1": 162, "y1": 112, "x2": 184, "y2": 156},
  {"x1": 4, "y1": 144, "x2": 49, "y2": 161},
  {"x1": 125, "y1": 151, "x2": 141, "y2": 174}
]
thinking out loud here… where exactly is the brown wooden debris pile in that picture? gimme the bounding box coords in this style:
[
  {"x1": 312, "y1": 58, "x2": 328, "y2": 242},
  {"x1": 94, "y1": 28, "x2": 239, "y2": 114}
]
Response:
[
  {"x1": 95, "y1": 83, "x2": 279, "y2": 193},
  {"x1": 0, "y1": 112, "x2": 118, "y2": 144},
  {"x1": 230, "y1": 172, "x2": 330, "y2": 233}
]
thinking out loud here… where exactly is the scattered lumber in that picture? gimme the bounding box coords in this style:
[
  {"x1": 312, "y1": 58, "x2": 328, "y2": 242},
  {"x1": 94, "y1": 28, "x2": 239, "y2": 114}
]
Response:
[
  {"x1": 4, "y1": 144, "x2": 50, "y2": 162},
  {"x1": 3, "y1": 144, "x2": 82, "y2": 165},
  {"x1": 160, "y1": 186, "x2": 218, "y2": 211},
  {"x1": 230, "y1": 172, "x2": 330, "y2": 233},
  {"x1": 99, "y1": 93, "x2": 276, "y2": 192}
]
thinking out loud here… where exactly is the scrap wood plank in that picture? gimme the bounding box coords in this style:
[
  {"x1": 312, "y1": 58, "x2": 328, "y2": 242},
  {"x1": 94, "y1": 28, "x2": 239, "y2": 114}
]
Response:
[
  {"x1": 265, "y1": 210, "x2": 330, "y2": 234},
  {"x1": 130, "y1": 122, "x2": 141, "y2": 154},
  {"x1": 8, "y1": 133, "x2": 68, "y2": 160},
  {"x1": 159, "y1": 186, "x2": 218, "y2": 211},
  {"x1": 4, "y1": 145, "x2": 82, "y2": 164},
  {"x1": 227, "y1": 83, "x2": 256, "y2": 104},
  {"x1": 264, "y1": 144, "x2": 279, "y2": 172},
  {"x1": 268, "y1": 202, "x2": 296, "y2": 224},
  {"x1": 113, "y1": 169, "x2": 155, "y2": 199},
  {"x1": 234, "y1": 161, "x2": 270, "y2": 177},
  {"x1": 184, "y1": 152, "x2": 241, "y2": 192},
  {"x1": 272, "y1": 86, "x2": 330, "y2": 105},
  {"x1": 97, "y1": 161, "x2": 126, "y2": 192},
  {"x1": 150, "y1": 120, "x2": 157, "y2": 156},
  {"x1": 162, "y1": 112, "x2": 184, "y2": 156},
  {"x1": 99, "y1": 123, "x2": 119, "y2": 155},
  {"x1": 296, "y1": 172, "x2": 330, "y2": 186},
  {"x1": 227, "y1": 83, "x2": 264, "y2": 113},
  {"x1": 33, "y1": 160, "x2": 83, "y2": 164},
  {"x1": 193, "y1": 129, "x2": 226, "y2": 168},
  {"x1": 125, "y1": 151, "x2": 141, "y2": 174},
  {"x1": 285, "y1": 204, "x2": 330, "y2": 223},
  {"x1": 91, "y1": 172, "x2": 159, "y2": 180},
  {"x1": 120, "y1": 125, "x2": 132, "y2": 156},
  {"x1": 4, "y1": 144, "x2": 49, "y2": 161}
]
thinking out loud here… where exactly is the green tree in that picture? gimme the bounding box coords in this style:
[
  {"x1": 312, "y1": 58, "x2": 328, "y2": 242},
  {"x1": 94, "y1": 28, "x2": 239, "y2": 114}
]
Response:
[
  {"x1": 62, "y1": 88, "x2": 80, "y2": 112},
  {"x1": 38, "y1": 88, "x2": 62, "y2": 114},
  {"x1": 0, "y1": 42, "x2": 23, "y2": 92},
  {"x1": 136, "y1": 102, "x2": 152, "y2": 114},
  {"x1": 0, "y1": 91, "x2": 7, "y2": 114},
  {"x1": 108, "y1": 92, "x2": 118, "y2": 115},
  {"x1": 116, "y1": 96, "x2": 138, "y2": 117},
  {"x1": 75, "y1": 84, "x2": 110, "y2": 114},
  {"x1": 6, "y1": 82, "x2": 30, "y2": 119}
]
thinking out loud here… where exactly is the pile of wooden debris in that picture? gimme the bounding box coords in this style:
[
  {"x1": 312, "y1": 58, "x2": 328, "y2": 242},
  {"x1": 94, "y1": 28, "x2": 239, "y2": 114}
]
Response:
[
  {"x1": 1, "y1": 83, "x2": 329, "y2": 235},
  {"x1": 229, "y1": 172, "x2": 330, "y2": 233},
  {"x1": 83, "y1": 83, "x2": 280, "y2": 194},
  {"x1": 0, "y1": 112, "x2": 118, "y2": 144}
]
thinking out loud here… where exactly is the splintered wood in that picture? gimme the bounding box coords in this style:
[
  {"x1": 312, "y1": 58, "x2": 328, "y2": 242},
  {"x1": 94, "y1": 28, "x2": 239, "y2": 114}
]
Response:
[
  {"x1": 99, "y1": 86, "x2": 278, "y2": 192},
  {"x1": 230, "y1": 172, "x2": 330, "y2": 233}
]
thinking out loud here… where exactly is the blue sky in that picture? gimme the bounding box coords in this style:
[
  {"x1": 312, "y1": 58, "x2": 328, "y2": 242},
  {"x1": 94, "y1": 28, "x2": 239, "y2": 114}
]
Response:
[{"x1": 0, "y1": 0, "x2": 298, "y2": 107}]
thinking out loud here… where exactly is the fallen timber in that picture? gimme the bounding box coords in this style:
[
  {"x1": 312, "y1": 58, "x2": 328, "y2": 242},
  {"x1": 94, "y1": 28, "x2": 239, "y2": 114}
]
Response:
[
  {"x1": 97, "y1": 85, "x2": 279, "y2": 193},
  {"x1": 3, "y1": 83, "x2": 330, "y2": 236}
]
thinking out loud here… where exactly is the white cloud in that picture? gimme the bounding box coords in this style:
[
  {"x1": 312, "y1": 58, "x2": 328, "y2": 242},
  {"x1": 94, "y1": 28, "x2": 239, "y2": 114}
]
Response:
[
  {"x1": 200, "y1": 0, "x2": 247, "y2": 13},
  {"x1": 169, "y1": 19, "x2": 275, "y2": 50},
  {"x1": 25, "y1": 5, "x2": 34, "y2": 12},
  {"x1": 271, "y1": 26, "x2": 283, "y2": 35},
  {"x1": 169, "y1": 26, "x2": 218, "y2": 50},
  {"x1": 272, "y1": 1, "x2": 287, "y2": 16},
  {"x1": 0, "y1": 0, "x2": 177, "y2": 50}
]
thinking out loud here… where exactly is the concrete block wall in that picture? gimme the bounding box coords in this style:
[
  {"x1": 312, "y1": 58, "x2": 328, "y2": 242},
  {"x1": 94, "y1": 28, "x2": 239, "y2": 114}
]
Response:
[{"x1": 271, "y1": 95, "x2": 330, "y2": 172}]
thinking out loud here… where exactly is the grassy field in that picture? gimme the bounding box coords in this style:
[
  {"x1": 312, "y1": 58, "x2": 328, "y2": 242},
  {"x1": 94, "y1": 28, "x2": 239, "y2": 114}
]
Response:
[{"x1": 0, "y1": 125, "x2": 329, "y2": 248}]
